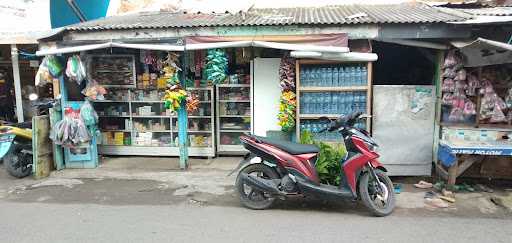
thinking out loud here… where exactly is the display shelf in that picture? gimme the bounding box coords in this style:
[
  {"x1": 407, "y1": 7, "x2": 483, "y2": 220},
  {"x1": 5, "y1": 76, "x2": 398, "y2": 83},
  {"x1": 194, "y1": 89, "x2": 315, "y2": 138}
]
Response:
[
  {"x1": 87, "y1": 54, "x2": 137, "y2": 88},
  {"x1": 299, "y1": 114, "x2": 341, "y2": 119},
  {"x1": 218, "y1": 100, "x2": 250, "y2": 103},
  {"x1": 94, "y1": 100, "x2": 129, "y2": 103},
  {"x1": 99, "y1": 115, "x2": 131, "y2": 118},
  {"x1": 134, "y1": 130, "x2": 172, "y2": 132},
  {"x1": 220, "y1": 115, "x2": 250, "y2": 118},
  {"x1": 295, "y1": 59, "x2": 373, "y2": 141},
  {"x1": 132, "y1": 115, "x2": 170, "y2": 118},
  {"x1": 96, "y1": 87, "x2": 216, "y2": 157},
  {"x1": 216, "y1": 81, "x2": 252, "y2": 154},
  {"x1": 299, "y1": 86, "x2": 368, "y2": 92},
  {"x1": 217, "y1": 84, "x2": 250, "y2": 87},
  {"x1": 101, "y1": 129, "x2": 131, "y2": 132},
  {"x1": 95, "y1": 70, "x2": 133, "y2": 73},
  {"x1": 131, "y1": 101, "x2": 164, "y2": 103},
  {"x1": 219, "y1": 129, "x2": 250, "y2": 133}
]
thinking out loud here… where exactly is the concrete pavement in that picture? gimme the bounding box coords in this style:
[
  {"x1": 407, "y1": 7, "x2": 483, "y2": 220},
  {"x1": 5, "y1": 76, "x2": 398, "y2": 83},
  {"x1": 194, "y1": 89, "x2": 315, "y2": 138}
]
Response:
[{"x1": 1, "y1": 156, "x2": 512, "y2": 242}]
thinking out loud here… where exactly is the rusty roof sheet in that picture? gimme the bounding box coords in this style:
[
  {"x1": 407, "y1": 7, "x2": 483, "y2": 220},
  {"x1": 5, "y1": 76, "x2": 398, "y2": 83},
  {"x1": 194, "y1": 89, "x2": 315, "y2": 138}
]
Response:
[{"x1": 66, "y1": 4, "x2": 471, "y2": 31}]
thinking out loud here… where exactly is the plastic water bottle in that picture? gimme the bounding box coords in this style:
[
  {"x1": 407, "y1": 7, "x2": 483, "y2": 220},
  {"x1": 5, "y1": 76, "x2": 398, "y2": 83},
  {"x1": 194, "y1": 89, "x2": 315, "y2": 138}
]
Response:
[
  {"x1": 299, "y1": 93, "x2": 304, "y2": 113},
  {"x1": 316, "y1": 93, "x2": 322, "y2": 113},
  {"x1": 332, "y1": 67, "x2": 339, "y2": 87},
  {"x1": 355, "y1": 66, "x2": 362, "y2": 86},
  {"x1": 331, "y1": 93, "x2": 339, "y2": 115},
  {"x1": 340, "y1": 67, "x2": 346, "y2": 87},
  {"x1": 349, "y1": 66, "x2": 355, "y2": 86},
  {"x1": 346, "y1": 92, "x2": 353, "y2": 114},
  {"x1": 361, "y1": 66, "x2": 368, "y2": 85},
  {"x1": 326, "y1": 67, "x2": 333, "y2": 87},
  {"x1": 303, "y1": 93, "x2": 310, "y2": 114},
  {"x1": 320, "y1": 67, "x2": 328, "y2": 87},
  {"x1": 300, "y1": 68, "x2": 306, "y2": 87},
  {"x1": 323, "y1": 93, "x2": 330, "y2": 114}
]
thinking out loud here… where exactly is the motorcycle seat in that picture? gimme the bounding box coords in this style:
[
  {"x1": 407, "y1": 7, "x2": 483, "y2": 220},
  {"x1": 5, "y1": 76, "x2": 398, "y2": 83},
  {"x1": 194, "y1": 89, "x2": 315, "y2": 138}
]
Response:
[{"x1": 252, "y1": 135, "x2": 319, "y2": 155}]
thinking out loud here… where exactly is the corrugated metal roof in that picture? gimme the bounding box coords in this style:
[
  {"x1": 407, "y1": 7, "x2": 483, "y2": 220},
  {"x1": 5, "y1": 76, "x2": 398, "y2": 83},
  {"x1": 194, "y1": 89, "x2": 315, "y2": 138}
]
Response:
[
  {"x1": 66, "y1": 4, "x2": 471, "y2": 31},
  {"x1": 454, "y1": 6, "x2": 512, "y2": 16}
]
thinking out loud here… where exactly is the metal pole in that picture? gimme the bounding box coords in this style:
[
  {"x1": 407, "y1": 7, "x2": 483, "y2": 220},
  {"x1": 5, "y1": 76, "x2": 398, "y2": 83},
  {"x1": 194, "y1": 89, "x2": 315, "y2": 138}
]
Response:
[
  {"x1": 10, "y1": 44, "x2": 24, "y2": 123},
  {"x1": 178, "y1": 49, "x2": 189, "y2": 169}
]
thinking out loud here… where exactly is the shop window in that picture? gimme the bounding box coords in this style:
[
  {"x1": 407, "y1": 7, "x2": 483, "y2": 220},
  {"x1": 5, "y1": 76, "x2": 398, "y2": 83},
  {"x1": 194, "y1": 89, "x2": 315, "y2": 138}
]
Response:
[{"x1": 373, "y1": 41, "x2": 435, "y2": 85}]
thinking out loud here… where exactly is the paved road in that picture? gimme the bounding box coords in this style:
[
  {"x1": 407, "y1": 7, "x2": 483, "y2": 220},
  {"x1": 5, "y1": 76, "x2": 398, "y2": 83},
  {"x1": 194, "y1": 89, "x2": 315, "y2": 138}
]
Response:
[{"x1": 1, "y1": 201, "x2": 511, "y2": 243}]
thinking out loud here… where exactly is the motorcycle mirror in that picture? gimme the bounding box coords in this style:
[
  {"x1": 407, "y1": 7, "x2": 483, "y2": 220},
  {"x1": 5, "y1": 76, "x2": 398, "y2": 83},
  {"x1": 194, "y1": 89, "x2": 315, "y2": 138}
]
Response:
[{"x1": 28, "y1": 93, "x2": 39, "y2": 101}]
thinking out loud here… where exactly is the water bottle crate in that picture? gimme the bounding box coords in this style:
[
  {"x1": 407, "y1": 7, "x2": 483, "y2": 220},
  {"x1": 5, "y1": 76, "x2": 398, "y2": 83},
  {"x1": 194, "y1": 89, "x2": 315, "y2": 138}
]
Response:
[{"x1": 299, "y1": 64, "x2": 368, "y2": 88}]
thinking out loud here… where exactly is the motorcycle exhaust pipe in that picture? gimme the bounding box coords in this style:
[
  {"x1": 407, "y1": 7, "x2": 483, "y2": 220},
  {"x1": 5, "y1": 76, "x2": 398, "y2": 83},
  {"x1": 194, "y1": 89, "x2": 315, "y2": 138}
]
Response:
[{"x1": 239, "y1": 173, "x2": 281, "y2": 195}]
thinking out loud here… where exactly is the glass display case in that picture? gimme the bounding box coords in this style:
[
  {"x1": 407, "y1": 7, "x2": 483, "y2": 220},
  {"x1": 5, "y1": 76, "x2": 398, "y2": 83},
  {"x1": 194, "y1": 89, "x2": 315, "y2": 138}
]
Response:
[
  {"x1": 94, "y1": 86, "x2": 215, "y2": 156},
  {"x1": 87, "y1": 55, "x2": 136, "y2": 88},
  {"x1": 216, "y1": 82, "x2": 251, "y2": 153}
]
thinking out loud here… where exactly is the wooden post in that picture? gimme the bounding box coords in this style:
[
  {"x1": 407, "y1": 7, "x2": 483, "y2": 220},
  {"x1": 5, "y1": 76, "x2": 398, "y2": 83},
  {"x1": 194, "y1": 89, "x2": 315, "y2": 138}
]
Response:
[
  {"x1": 447, "y1": 157, "x2": 458, "y2": 186},
  {"x1": 10, "y1": 44, "x2": 24, "y2": 123},
  {"x1": 295, "y1": 59, "x2": 301, "y2": 140},
  {"x1": 178, "y1": 51, "x2": 189, "y2": 169}
]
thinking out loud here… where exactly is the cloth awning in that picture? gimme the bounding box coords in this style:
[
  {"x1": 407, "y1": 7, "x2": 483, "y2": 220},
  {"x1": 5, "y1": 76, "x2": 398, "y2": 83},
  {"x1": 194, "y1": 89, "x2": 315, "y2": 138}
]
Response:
[
  {"x1": 36, "y1": 41, "x2": 185, "y2": 56},
  {"x1": 185, "y1": 34, "x2": 349, "y2": 53},
  {"x1": 451, "y1": 37, "x2": 512, "y2": 67}
]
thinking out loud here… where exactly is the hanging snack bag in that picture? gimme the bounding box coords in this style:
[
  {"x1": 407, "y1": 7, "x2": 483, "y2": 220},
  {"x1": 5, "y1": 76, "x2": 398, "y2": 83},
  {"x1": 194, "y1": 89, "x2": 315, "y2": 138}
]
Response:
[
  {"x1": 449, "y1": 107, "x2": 464, "y2": 122},
  {"x1": 442, "y1": 68, "x2": 457, "y2": 79},
  {"x1": 442, "y1": 78, "x2": 455, "y2": 92},
  {"x1": 443, "y1": 50, "x2": 458, "y2": 68},
  {"x1": 466, "y1": 74, "x2": 480, "y2": 96},
  {"x1": 82, "y1": 80, "x2": 107, "y2": 100},
  {"x1": 490, "y1": 106, "x2": 507, "y2": 123},
  {"x1": 442, "y1": 93, "x2": 455, "y2": 105},
  {"x1": 505, "y1": 88, "x2": 512, "y2": 108},
  {"x1": 463, "y1": 99, "x2": 476, "y2": 115},
  {"x1": 455, "y1": 69, "x2": 467, "y2": 81}
]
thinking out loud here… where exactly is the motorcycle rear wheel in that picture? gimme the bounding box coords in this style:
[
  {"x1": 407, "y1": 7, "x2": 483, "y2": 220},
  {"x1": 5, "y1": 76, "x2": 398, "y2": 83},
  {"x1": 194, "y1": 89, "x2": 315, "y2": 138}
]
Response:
[
  {"x1": 235, "y1": 164, "x2": 279, "y2": 210},
  {"x1": 5, "y1": 143, "x2": 32, "y2": 178},
  {"x1": 359, "y1": 169, "x2": 395, "y2": 217}
]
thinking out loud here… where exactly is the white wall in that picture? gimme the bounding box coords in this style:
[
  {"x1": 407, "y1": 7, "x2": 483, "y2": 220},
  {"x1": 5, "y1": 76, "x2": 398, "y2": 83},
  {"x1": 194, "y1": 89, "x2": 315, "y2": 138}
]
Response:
[{"x1": 252, "y1": 58, "x2": 281, "y2": 136}]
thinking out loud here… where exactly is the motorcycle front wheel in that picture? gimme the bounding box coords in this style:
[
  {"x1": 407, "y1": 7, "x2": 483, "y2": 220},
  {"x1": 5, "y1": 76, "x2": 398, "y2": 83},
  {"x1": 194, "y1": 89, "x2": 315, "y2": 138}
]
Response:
[
  {"x1": 5, "y1": 143, "x2": 32, "y2": 178},
  {"x1": 359, "y1": 169, "x2": 396, "y2": 217}
]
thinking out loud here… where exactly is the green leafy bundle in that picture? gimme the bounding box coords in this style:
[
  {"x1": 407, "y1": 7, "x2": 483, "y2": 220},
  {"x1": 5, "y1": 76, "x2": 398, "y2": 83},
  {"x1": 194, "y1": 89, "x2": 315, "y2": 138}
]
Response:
[{"x1": 300, "y1": 130, "x2": 347, "y2": 186}]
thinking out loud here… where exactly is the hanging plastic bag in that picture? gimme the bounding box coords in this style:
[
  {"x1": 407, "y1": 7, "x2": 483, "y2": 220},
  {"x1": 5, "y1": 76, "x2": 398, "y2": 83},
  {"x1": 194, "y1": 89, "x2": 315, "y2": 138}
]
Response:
[
  {"x1": 80, "y1": 101, "x2": 98, "y2": 126},
  {"x1": 35, "y1": 57, "x2": 53, "y2": 86},
  {"x1": 46, "y1": 55, "x2": 63, "y2": 77},
  {"x1": 66, "y1": 55, "x2": 87, "y2": 85}
]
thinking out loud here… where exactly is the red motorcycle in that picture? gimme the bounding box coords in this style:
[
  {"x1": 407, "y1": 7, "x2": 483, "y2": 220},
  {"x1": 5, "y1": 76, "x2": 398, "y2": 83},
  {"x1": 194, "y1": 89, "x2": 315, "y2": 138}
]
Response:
[{"x1": 231, "y1": 112, "x2": 395, "y2": 216}]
